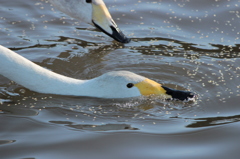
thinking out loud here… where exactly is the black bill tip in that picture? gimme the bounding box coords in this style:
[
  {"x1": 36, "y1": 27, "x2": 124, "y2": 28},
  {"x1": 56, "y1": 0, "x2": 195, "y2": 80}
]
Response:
[
  {"x1": 110, "y1": 26, "x2": 131, "y2": 43},
  {"x1": 162, "y1": 86, "x2": 196, "y2": 101},
  {"x1": 92, "y1": 21, "x2": 130, "y2": 43}
]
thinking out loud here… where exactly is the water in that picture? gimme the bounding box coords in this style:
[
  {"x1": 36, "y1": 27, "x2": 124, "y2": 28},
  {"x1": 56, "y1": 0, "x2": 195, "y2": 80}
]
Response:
[{"x1": 0, "y1": 0, "x2": 239, "y2": 158}]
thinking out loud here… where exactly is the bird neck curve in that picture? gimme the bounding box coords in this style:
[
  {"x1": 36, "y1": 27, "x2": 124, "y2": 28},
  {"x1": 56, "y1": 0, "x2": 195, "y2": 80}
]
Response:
[{"x1": 0, "y1": 45, "x2": 92, "y2": 96}]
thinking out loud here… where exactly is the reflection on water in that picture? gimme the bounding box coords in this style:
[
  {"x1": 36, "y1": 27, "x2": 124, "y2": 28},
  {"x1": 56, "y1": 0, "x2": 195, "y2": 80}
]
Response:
[
  {"x1": 0, "y1": 0, "x2": 240, "y2": 158},
  {"x1": 0, "y1": 105, "x2": 38, "y2": 116},
  {"x1": 187, "y1": 114, "x2": 240, "y2": 128},
  {"x1": 50, "y1": 120, "x2": 138, "y2": 131},
  {"x1": 0, "y1": 140, "x2": 16, "y2": 146}
]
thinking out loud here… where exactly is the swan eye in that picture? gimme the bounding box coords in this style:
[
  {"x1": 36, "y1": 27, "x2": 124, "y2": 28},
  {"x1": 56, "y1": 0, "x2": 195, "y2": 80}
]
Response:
[
  {"x1": 126, "y1": 83, "x2": 134, "y2": 88},
  {"x1": 86, "y1": 0, "x2": 92, "y2": 3}
]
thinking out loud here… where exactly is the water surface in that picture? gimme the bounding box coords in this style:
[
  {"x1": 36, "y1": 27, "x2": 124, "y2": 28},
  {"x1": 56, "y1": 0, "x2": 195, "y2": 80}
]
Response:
[{"x1": 0, "y1": 0, "x2": 239, "y2": 158}]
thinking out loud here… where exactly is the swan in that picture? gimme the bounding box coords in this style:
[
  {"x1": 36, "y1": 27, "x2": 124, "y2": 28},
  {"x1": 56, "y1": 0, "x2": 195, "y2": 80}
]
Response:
[
  {"x1": 0, "y1": 45, "x2": 195, "y2": 100},
  {"x1": 48, "y1": 0, "x2": 130, "y2": 43}
]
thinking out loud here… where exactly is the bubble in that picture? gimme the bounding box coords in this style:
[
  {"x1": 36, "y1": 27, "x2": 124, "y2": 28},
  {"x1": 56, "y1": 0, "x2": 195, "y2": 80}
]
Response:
[{"x1": 19, "y1": 89, "x2": 26, "y2": 94}]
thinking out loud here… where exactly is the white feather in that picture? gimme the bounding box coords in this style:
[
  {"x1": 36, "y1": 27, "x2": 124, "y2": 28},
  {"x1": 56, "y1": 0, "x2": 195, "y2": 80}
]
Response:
[{"x1": 0, "y1": 45, "x2": 144, "y2": 98}]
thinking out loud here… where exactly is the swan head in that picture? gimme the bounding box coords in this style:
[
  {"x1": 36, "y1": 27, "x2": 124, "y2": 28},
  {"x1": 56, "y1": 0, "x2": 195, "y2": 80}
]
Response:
[
  {"x1": 87, "y1": 71, "x2": 195, "y2": 101},
  {"x1": 87, "y1": 0, "x2": 130, "y2": 43},
  {"x1": 48, "y1": 0, "x2": 130, "y2": 43}
]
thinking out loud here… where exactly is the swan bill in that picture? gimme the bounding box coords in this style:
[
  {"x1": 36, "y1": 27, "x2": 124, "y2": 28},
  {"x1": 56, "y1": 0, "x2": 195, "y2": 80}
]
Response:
[
  {"x1": 161, "y1": 86, "x2": 195, "y2": 101},
  {"x1": 135, "y1": 79, "x2": 195, "y2": 101},
  {"x1": 91, "y1": 1, "x2": 130, "y2": 43}
]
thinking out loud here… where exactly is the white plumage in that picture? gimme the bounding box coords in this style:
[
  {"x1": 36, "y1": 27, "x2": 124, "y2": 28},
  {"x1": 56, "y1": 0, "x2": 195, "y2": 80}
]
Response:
[
  {"x1": 0, "y1": 45, "x2": 195, "y2": 100},
  {"x1": 0, "y1": 45, "x2": 144, "y2": 98}
]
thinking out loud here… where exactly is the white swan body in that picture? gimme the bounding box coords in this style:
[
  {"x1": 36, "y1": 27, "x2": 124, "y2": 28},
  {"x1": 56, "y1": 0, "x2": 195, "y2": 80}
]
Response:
[
  {"x1": 0, "y1": 45, "x2": 195, "y2": 100},
  {"x1": 48, "y1": 0, "x2": 130, "y2": 43}
]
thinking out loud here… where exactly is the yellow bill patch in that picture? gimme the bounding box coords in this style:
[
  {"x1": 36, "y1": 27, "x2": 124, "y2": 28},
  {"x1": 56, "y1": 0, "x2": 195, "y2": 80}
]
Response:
[{"x1": 134, "y1": 78, "x2": 171, "y2": 98}]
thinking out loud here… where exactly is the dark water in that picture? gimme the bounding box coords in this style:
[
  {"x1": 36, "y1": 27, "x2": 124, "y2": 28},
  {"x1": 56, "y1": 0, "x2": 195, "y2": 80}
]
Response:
[{"x1": 0, "y1": 0, "x2": 240, "y2": 158}]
